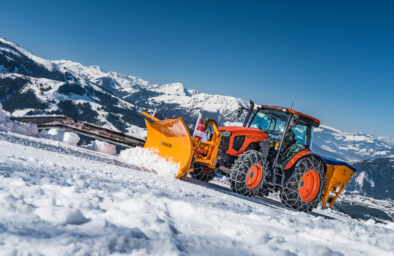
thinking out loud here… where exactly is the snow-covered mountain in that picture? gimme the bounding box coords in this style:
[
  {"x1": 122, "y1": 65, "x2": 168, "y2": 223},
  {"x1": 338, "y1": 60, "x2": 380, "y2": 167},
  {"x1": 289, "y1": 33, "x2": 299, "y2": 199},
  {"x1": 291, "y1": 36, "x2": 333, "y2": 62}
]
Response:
[
  {"x1": 0, "y1": 37, "x2": 393, "y2": 163},
  {"x1": 0, "y1": 38, "x2": 245, "y2": 138},
  {"x1": 313, "y1": 125, "x2": 393, "y2": 162},
  {"x1": 345, "y1": 156, "x2": 394, "y2": 200}
]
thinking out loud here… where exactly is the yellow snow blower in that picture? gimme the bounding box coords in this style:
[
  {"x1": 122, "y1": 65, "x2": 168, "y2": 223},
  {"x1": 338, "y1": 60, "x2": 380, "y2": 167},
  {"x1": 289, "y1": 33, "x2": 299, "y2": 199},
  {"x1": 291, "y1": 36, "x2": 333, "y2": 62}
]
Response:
[{"x1": 142, "y1": 112, "x2": 222, "y2": 179}]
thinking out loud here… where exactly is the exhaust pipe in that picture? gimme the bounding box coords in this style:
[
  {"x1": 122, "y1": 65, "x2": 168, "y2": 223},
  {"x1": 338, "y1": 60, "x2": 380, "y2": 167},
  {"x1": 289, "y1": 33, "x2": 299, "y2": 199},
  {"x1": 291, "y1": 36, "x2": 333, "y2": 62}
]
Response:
[{"x1": 242, "y1": 100, "x2": 255, "y2": 127}]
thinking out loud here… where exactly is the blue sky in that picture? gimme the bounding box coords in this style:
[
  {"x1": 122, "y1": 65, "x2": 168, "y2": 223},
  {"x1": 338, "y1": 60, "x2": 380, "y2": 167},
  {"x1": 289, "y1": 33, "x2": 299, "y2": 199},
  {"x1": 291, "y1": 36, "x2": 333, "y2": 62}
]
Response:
[{"x1": 1, "y1": 0, "x2": 393, "y2": 137}]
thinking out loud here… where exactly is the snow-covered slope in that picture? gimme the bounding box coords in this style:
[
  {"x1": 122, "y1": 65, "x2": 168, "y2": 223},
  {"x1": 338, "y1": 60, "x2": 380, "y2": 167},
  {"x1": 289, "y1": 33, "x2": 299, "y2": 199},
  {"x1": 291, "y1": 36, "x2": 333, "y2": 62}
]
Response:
[{"x1": 1, "y1": 129, "x2": 393, "y2": 255}]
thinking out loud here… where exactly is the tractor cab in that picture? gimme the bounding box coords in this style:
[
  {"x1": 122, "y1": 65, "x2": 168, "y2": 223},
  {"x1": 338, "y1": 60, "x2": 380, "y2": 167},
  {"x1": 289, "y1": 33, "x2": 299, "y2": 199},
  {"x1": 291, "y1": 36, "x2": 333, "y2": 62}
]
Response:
[
  {"x1": 246, "y1": 103, "x2": 319, "y2": 142},
  {"x1": 249, "y1": 108, "x2": 312, "y2": 146},
  {"x1": 246, "y1": 105, "x2": 319, "y2": 167}
]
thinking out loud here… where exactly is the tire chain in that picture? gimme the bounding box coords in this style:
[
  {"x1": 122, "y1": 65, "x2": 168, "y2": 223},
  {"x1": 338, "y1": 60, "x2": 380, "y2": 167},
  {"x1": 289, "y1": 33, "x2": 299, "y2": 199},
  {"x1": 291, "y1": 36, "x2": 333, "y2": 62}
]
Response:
[
  {"x1": 230, "y1": 150, "x2": 268, "y2": 197},
  {"x1": 280, "y1": 156, "x2": 326, "y2": 212}
]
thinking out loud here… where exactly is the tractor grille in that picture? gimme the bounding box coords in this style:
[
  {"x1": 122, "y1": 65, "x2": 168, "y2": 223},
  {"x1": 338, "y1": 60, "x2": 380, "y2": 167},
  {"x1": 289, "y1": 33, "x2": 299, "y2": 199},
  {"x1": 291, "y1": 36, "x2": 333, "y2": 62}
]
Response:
[
  {"x1": 219, "y1": 134, "x2": 230, "y2": 152},
  {"x1": 232, "y1": 136, "x2": 245, "y2": 151}
]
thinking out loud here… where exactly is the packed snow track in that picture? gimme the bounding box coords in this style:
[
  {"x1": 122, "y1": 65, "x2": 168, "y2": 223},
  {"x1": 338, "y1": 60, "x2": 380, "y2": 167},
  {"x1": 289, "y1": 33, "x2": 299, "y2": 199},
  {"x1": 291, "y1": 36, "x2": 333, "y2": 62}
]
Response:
[{"x1": 0, "y1": 131, "x2": 393, "y2": 256}]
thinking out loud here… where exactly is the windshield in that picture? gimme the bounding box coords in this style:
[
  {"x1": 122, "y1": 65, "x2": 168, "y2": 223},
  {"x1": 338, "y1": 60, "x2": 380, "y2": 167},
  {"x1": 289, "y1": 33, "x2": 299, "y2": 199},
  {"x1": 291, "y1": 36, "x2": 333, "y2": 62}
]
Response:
[
  {"x1": 249, "y1": 109, "x2": 312, "y2": 147},
  {"x1": 249, "y1": 109, "x2": 288, "y2": 134}
]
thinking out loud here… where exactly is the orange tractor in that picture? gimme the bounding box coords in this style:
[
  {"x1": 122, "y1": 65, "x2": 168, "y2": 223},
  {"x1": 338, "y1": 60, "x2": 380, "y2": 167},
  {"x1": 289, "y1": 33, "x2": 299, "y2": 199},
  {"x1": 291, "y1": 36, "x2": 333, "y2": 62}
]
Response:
[{"x1": 143, "y1": 101, "x2": 356, "y2": 212}]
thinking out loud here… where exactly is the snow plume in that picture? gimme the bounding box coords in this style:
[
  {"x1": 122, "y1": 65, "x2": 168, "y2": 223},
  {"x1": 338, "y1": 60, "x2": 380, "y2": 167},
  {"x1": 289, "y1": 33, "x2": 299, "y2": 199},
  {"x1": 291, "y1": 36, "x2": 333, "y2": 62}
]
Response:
[
  {"x1": 119, "y1": 147, "x2": 179, "y2": 177},
  {"x1": 0, "y1": 103, "x2": 39, "y2": 136}
]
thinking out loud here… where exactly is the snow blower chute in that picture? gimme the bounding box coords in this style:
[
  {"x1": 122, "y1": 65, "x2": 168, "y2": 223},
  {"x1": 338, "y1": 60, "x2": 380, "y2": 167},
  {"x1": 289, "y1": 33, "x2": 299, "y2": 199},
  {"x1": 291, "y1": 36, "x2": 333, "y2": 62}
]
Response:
[{"x1": 141, "y1": 112, "x2": 222, "y2": 179}]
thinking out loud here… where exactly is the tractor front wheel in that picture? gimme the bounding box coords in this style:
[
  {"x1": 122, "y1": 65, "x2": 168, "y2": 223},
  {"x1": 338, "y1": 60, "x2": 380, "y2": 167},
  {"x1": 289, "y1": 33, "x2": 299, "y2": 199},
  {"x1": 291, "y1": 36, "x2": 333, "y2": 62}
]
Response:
[
  {"x1": 230, "y1": 150, "x2": 266, "y2": 197},
  {"x1": 280, "y1": 156, "x2": 326, "y2": 212},
  {"x1": 191, "y1": 163, "x2": 215, "y2": 182}
]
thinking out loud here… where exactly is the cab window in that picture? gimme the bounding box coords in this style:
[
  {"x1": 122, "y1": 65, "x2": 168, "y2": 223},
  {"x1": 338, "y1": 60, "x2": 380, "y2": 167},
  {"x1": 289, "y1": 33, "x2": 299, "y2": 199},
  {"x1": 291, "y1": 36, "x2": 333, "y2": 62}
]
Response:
[
  {"x1": 249, "y1": 109, "x2": 288, "y2": 133},
  {"x1": 291, "y1": 119, "x2": 312, "y2": 147}
]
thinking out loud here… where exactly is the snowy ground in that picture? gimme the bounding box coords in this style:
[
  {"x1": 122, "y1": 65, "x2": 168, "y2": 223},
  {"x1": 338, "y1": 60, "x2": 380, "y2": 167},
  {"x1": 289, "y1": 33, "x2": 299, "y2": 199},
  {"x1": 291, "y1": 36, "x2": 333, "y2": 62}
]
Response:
[{"x1": 0, "y1": 131, "x2": 393, "y2": 256}]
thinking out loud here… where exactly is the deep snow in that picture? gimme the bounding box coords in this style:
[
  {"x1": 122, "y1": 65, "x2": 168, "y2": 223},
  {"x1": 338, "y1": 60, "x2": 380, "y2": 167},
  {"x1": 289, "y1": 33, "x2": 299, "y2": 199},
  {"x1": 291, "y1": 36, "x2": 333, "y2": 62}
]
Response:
[{"x1": 0, "y1": 131, "x2": 393, "y2": 255}]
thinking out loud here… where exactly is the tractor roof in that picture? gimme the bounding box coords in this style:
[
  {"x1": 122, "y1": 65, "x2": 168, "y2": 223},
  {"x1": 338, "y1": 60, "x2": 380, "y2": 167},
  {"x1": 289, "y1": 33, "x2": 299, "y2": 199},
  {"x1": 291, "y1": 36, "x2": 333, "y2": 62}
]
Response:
[{"x1": 259, "y1": 105, "x2": 320, "y2": 126}]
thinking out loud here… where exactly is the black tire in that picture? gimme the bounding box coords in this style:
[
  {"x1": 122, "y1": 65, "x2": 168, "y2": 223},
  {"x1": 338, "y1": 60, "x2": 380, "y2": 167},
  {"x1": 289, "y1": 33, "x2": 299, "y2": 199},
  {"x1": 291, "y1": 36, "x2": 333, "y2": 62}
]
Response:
[
  {"x1": 230, "y1": 150, "x2": 266, "y2": 197},
  {"x1": 280, "y1": 156, "x2": 326, "y2": 212},
  {"x1": 190, "y1": 163, "x2": 215, "y2": 182}
]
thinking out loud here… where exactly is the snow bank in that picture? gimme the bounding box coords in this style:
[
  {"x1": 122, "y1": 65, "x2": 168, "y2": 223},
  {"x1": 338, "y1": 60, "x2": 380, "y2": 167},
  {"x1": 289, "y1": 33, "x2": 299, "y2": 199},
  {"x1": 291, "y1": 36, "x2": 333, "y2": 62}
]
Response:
[
  {"x1": 63, "y1": 132, "x2": 80, "y2": 146},
  {"x1": 93, "y1": 140, "x2": 117, "y2": 155},
  {"x1": 0, "y1": 104, "x2": 81, "y2": 147},
  {"x1": 42, "y1": 128, "x2": 63, "y2": 141},
  {"x1": 64, "y1": 209, "x2": 90, "y2": 225},
  {"x1": 0, "y1": 104, "x2": 39, "y2": 136},
  {"x1": 119, "y1": 147, "x2": 179, "y2": 177},
  {"x1": 0, "y1": 104, "x2": 120, "y2": 152},
  {"x1": 42, "y1": 128, "x2": 80, "y2": 146}
]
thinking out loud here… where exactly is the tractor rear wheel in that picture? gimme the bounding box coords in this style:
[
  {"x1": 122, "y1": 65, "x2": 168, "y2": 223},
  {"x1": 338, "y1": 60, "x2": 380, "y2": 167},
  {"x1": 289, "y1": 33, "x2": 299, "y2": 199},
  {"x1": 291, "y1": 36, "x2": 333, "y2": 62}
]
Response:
[
  {"x1": 280, "y1": 156, "x2": 326, "y2": 212},
  {"x1": 230, "y1": 150, "x2": 266, "y2": 197},
  {"x1": 191, "y1": 163, "x2": 215, "y2": 182}
]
